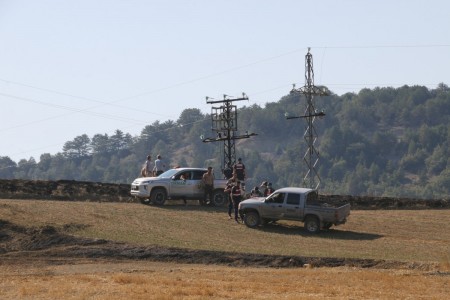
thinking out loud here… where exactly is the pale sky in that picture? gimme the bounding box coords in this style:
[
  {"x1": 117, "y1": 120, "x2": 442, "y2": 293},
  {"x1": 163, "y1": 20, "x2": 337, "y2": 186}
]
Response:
[{"x1": 1, "y1": 0, "x2": 449, "y2": 162}]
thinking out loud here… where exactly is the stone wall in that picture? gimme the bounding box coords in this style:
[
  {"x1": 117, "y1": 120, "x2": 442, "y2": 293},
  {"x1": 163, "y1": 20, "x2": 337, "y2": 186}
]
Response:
[
  {"x1": 319, "y1": 194, "x2": 449, "y2": 210},
  {"x1": 0, "y1": 179, "x2": 448, "y2": 209},
  {"x1": 0, "y1": 179, "x2": 132, "y2": 202}
]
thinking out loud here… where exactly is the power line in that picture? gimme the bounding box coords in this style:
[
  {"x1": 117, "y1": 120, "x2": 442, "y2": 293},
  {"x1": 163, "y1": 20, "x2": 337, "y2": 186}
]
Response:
[
  {"x1": 0, "y1": 78, "x2": 175, "y2": 119},
  {"x1": 1, "y1": 43, "x2": 448, "y2": 161},
  {"x1": 0, "y1": 92, "x2": 150, "y2": 132},
  {"x1": 1, "y1": 43, "x2": 448, "y2": 127}
]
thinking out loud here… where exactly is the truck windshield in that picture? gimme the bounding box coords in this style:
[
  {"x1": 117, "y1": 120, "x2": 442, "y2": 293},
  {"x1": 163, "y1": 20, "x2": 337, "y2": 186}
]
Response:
[
  {"x1": 266, "y1": 193, "x2": 285, "y2": 204},
  {"x1": 158, "y1": 169, "x2": 179, "y2": 178}
]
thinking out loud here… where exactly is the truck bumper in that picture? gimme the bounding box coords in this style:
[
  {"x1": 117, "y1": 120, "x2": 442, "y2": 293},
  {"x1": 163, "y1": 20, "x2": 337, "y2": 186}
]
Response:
[
  {"x1": 130, "y1": 184, "x2": 150, "y2": 198},
  {"x1": 334, "y1": 218, "x2": 347, "y2": 225}
]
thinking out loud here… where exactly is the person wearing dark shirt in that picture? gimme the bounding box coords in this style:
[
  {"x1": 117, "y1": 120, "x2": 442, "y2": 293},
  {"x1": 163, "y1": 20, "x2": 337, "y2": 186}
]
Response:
[
  {"x1": 224, "y1": 173, "x2": 238, "y2": 219},
  {"x1": 233, "y1": 158, "x2": 246, "y2": 190},
  {"x1": 261, "y1": 181, "x2": 274, "y2": 197},
  {"x1": 231, "y1": 181, "x2": 243, "y2": 223}
]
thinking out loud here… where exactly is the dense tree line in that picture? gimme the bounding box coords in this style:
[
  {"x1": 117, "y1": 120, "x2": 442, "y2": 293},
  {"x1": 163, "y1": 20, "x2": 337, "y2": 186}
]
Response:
[{"x1": 1, "y1": 84, "x2": 449, "y2": 199}]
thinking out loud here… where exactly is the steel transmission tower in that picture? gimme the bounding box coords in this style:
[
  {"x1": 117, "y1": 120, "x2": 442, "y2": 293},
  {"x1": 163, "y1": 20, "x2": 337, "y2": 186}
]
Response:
[
  {"x1": 202, "y1": 94, "x2": 257, "y2": 179},
  {"x1": 287, "y1": 48, "x2": 328, "y2": 190}
]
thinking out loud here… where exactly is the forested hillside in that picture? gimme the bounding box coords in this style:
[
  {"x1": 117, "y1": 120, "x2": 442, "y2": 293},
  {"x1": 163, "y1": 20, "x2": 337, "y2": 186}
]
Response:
[{"x1": 1, "y1": 84, "x2": 449, "y2": 199}]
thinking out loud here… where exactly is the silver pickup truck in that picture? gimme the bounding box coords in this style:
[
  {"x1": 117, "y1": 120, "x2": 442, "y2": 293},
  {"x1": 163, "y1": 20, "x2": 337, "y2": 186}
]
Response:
[
  {"x1": 131, "y1": 167, "x2": 228, "y2": 206},
  {"x1": 238, "y1": 187, "x2": 350, "y2": 233}
]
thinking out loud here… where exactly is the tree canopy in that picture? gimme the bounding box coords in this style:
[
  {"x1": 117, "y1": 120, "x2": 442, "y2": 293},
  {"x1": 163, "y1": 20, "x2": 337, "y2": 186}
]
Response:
[{"x1": 1, "y1": 84, "x2": 449, "y2": 199}]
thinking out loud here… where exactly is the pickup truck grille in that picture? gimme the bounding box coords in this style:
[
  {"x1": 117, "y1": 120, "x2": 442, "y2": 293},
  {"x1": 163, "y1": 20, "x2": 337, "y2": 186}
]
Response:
[{"x1": 131, "y1": 185, "x2": 139, "y2": 191}]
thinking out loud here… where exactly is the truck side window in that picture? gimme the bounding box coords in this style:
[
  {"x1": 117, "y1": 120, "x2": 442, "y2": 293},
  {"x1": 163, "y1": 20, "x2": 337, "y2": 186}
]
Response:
[
  {"x1": 192, "y1": 171, "x2": 204, "y2": 180},
  {"x1": 286, "y1": 193, "x2": 300, "y2": 205},
  {"x1": 273, "y1": 193, "x2": 285, "y2": 204}
]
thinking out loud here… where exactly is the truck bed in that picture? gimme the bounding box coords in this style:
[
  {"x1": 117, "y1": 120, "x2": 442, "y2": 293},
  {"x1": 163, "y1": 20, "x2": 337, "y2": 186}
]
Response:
[{"x1": 305, "y1": 202, "x2": 351, "y2": 224}]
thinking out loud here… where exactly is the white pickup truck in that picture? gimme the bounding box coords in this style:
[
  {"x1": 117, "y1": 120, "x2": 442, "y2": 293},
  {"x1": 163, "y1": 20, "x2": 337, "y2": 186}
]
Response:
[
  {"x1": 130, "y1": 167, "x2": 228, "y2": 206},
  {"x1": 238, "y1": 187, "x2": 350, "y2": 233}
]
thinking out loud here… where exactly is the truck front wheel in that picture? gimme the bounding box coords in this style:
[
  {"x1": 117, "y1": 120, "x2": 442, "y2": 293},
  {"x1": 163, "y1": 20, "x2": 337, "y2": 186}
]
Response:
[
  {"x1": 304, "y1": 216, "x2": 320, "y2": 233},
  {"x1": 151, "y1": 188, "x2": 167, "y2": 205},
  {"x1": 243, "y1": 211, "x2": 260, "y2": 228}
]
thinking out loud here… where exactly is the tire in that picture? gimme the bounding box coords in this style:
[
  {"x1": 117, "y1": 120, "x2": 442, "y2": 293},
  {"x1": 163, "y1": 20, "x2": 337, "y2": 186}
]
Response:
[
  {"x1": 244, "y1": 211, "x2": 260, "y2": 228},
  {"x1": 150, "y1": 188, "x2": 167, "y2": 205},
  {"x1": 304, "y1": 216, "x2": 320, "y2": 233},
  {"x1": 211, "y1": 190, "x2": 227, "y2": 207}
]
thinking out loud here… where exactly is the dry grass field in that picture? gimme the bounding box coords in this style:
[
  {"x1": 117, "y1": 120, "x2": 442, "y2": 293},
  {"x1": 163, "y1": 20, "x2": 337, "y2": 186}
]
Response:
[{"x1": 1, "y1": 199, "x2": 450, "y2": 299}]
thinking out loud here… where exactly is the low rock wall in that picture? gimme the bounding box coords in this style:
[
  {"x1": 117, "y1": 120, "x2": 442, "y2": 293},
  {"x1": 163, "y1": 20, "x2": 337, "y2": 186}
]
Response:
[
  {"x1": 0, "y1": 179, "x2": 449, "y2": 209},
  {"x1": 0, "y1": 179, "x2": 132, "y2": 202}
]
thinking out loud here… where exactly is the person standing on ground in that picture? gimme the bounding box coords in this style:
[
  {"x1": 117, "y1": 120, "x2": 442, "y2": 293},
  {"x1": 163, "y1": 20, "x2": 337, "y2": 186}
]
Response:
[
  {"x1": 231, "y1": 181, "x2": 243, "y2": 223},
  {"x1": 224, "y1": 172, "x2": 238, "y2": 219},
  {"x1": 223, "y1": 163, "x2": 233, "y2": 179},
  {"x1": 202, "y1": 166, "x2": 214, "y2": 206},
  {"x1": 153, "y1": 154, "x2": 166, "y2": 176},
  {"x1": 233, "y1": 158, "x2": 246, "y2": 190}
]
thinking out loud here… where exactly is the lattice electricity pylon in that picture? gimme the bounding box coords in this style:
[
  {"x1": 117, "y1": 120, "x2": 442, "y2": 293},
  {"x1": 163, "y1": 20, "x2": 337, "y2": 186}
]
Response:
[
  {"x1": 202, "y1": 93, "x2": 257, "y2": 179},
  {"x1": 286, "y1": 48, "x2": 328, "y2": 190}
]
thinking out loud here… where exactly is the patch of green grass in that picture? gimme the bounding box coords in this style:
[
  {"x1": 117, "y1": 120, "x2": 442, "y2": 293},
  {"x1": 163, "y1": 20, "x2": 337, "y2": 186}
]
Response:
[{"x1": 1, "y1": 199, "x2": 449, "y2": 263}]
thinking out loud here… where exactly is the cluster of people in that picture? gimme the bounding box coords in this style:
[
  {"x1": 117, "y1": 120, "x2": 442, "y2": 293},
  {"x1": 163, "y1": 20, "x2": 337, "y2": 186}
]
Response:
[
  {"x1": 141, "y1": 154, "x2": 166, "y2": 177},
  {"x1": 223, "y1": 157, "x2": 277, "y2": 223},
  {"x1": 224, "y1": 172, "x2": 242, "y2": 223},
  {"x1": 220, "y1": 158, "x2": 245, "y2": 222},
  {"x1": 139, "y1": 155, "x2": 275, "y2": 214},
  {"x1": 252, "y1": 181, "x2": 274, "y2": 197}
]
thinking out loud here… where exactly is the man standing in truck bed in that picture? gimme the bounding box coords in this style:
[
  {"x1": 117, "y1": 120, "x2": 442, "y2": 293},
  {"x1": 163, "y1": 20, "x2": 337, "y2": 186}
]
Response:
[{"x1": 153, "y1": 154, "x2": 166, "y2": 176}]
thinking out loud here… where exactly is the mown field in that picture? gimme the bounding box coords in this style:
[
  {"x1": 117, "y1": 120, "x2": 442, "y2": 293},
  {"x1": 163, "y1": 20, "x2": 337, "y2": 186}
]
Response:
[{"x1": 1, "y1": 199, "x2": 450, "y2": 299}]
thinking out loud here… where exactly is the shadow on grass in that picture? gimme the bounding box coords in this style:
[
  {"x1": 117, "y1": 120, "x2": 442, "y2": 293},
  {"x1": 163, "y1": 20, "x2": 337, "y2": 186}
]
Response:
[
  {"x1": 149, "y1": 204, "x2": 382, "y2": 240},
  {"x1": 143, "y1": 201, "x2": 229, "y2": 212},
  {"x1": 257, "y1": 222, "x2": 383, "y2": 240}
]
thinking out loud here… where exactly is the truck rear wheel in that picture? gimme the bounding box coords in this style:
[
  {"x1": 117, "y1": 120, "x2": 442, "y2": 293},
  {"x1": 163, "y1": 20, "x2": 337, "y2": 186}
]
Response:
[
  {"x1": 211, "y1": 190, "x2": 227, "y2": 207},
  {"x1": 304, "y1": 216, "x2": 320, "y2": 233},
  {"x1": 151, "y1": 188, "x2": 167, "y2": 205},
  {"x1": 244, "y1": 211, "x2": 260, "y2": 228}
]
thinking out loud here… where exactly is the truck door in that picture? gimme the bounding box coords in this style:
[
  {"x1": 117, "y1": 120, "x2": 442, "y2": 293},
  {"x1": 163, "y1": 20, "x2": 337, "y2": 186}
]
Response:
[
  {"x1": 191, "y1": 170, "x2": 206, "y2": 198},
  {"x1": 261, "y1": 192, "x2": 286, "y2": 219},
  {"x1": 170, "y1": 171, "x2": 195, "y2": 197},
  {"x1": 284, "y1": 193, "x2": 303, "y2": 220}
]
